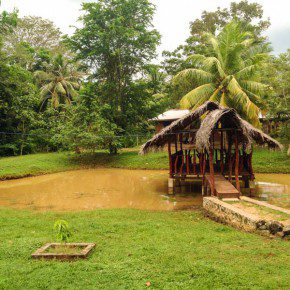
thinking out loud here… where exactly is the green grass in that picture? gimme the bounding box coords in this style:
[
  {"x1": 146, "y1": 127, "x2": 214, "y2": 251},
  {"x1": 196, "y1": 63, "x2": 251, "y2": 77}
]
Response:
[
  {"x1": 0, "y1": 152, "x2": 79, "y2": 179},
  {"x1": 0, "y1": 208, "x2": 289, "y2": 289},
  {"x1": 252, "y1": 147, "x2": 290, "y2": 173},
  {"x1": 0, "y1": 147, "x2": 289, "y2": 179}
]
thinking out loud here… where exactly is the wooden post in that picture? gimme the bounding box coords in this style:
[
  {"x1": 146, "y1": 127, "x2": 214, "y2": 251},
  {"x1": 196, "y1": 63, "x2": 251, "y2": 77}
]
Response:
[
  {"x1": 179, "y1": 133, "x2": 183, "y2": 151},
  {"x1": 249, "y1": 149, "x2": 254, "y2": 180},
  {"x1": 186, "y1": 150, "x2": 190, "y2": 174},
  {"x1": 244, "y1": 176, "x2": 250, "y2": 188},
  {"x1": 227, "y1": 132, "x2": 232, "y2": 182},
  {"x1": 234, "y1": 132, "x2": 240, "y2": 193},
  {"x1": 168, "y1": 141, "x2": 173, "y2": 178},
  {"x1": 220, "y1": 130, "x2": 224, "y2": 174},
  {"x1": 174, "y1": 154, "x2": 179, "y2": 173},
  {"x1": 209, "y1": 136, "x2": 215, "y2": 196},
  {"x1": 174, "y1": 134, "x2": 178, "y2": 153},
  {"x1": 193, "y1": 150, "x2": 197, "y2": 175},
  {"x1": 239, "y1": 150, "x2": 244, "y2": 173},
  {"x1": 180, "y1": 150, "x2": 184, "y2": 175},
  {"x1": 199, "y1": 153, "x2": 203, "y2": 176},
  {"x1": 202, "y1": 151, "x2": 207, "y2": 186}
]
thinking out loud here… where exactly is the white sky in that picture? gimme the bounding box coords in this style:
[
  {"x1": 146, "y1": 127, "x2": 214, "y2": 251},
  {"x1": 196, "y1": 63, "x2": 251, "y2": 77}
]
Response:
[{"x1": 1, "y1": 0, "x2": 290, "y2": 57}]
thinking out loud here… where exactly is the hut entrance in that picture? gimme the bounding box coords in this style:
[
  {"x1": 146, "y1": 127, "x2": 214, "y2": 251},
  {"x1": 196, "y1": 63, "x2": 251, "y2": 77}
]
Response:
[{"x1": 140, "y1": 102, "x2": 282, "y2": 199}]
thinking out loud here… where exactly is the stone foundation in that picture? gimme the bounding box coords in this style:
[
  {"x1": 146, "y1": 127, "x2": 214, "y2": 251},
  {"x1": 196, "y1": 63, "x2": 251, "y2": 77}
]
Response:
[{"x1": 203, "y1": 197, "x2": 289, "y2": 238}]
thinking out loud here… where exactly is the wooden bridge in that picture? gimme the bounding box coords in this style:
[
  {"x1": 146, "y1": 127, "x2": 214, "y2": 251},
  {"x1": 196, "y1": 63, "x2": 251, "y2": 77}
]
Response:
[{"x1": 204, "y1": 174, "x2": 240, "y2": 198}]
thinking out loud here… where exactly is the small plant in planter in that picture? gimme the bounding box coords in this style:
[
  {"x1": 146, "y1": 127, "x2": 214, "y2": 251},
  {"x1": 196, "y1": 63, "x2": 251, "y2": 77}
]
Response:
[
  {"x1": 54, "y1": 220, "x2": 71, "y2": 244},
  {"x1": 31, "y1": 220, "x2": 95, "y2": 260}
]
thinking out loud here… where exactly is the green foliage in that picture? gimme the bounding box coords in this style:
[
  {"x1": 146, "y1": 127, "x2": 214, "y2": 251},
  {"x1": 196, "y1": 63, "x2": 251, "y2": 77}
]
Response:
[
  {"x1": 67, "y1": 0, "x2": 161, "y2": 152},
  {"x1": 3, "y1": 16, "x2": 65, "y2": 71},
  {"x1": 173, "y1": 21, "x2": 270, "y2": 126},
  {"x1": 0, "y1": 0, "x2": 288, "y2": 157},
  {"x1": 34, "y1": 54, "x2": 83, "y2": 109},
  {"x1": 263, "y1": 50, "x2": 290, "y2": 140},
  {"x1": 55, "y1": 85, "x2": 121, "y2": 154},
  {"x1": 0, "y1": 46, "x2": 39, "y2": 155},
  {"x1": 54, "y1": 220, "x2": 71, "y2": 243}
]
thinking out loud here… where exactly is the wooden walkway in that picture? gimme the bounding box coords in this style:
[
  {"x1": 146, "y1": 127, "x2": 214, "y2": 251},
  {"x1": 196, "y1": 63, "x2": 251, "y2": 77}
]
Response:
[{"x1": 205, "y1": 174, "x2": 240, "y2": 198}]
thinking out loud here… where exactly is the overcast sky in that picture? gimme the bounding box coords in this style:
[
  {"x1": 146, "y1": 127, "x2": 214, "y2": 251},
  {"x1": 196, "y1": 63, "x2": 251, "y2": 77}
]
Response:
[{"x1": 1, "y1": 0, "x2": 290, "y2": 57}]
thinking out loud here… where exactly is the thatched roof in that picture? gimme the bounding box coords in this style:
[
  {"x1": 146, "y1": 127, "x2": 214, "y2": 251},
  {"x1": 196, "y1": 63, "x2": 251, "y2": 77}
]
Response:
[{"x1": 140, "y1": 101, "x2": 283, "y2": 154}]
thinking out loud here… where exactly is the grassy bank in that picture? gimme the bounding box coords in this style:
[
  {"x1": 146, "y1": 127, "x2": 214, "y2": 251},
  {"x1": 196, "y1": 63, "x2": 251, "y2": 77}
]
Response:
[
  {"x1": 0, "y1": 208, "x2": 289, "y2": 289},
  {"x1": 0, "y1": 147, "x2": 289, "y2": 179}
]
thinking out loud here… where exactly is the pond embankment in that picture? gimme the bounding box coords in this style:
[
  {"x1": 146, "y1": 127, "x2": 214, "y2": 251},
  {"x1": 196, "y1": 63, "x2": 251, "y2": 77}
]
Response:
[{"x1": 0, "y1": 147, "x2": 289, "y2": 180}]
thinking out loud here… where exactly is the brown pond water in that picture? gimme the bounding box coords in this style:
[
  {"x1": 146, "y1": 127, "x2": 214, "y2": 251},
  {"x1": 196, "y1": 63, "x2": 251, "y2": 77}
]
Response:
[
  {"x1": 254, "y1": 174, "x2": 290, "y2": 209},
  {"x1": 0, "y1": 169, "x2": 288, "y2": 211}
]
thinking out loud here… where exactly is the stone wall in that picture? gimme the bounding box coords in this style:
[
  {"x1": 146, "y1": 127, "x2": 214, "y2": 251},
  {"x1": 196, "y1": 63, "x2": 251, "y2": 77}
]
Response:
[
  {"x1": 203, "y1": 197, "x2": 289, "y2": 238},
  {"x1": 203, "y1": 197, "x2": 258, "y2": 232}
]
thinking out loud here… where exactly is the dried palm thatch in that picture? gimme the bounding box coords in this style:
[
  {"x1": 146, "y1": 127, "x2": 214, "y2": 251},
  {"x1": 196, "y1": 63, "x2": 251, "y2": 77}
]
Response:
[
  {"x1": 140, "y1": 101, "x2": 220, "y2": 154},
  {"x1": 140, "y1": 102, "x2": 282, "y2": 154}
]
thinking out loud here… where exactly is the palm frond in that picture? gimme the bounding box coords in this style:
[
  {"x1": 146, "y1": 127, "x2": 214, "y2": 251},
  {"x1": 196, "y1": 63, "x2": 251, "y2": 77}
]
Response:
[
  {"x1": 208, "y1": 88, "x2": 221, "y2": 102},
  {"x1": 203, "y1": 57, "x2": 226, "y2": 78},
  {"x1": 186, "y1": 54, "x2": 207, "y2": 67},
  {"x1": 227, "y1": 77, "x2": 260, "y2": 125},
  {"x1": 55, "y1": 82, "x2": 67, "y2": 95},
  {"x1": 220, "y1": 92, "x2": 228, "y2": 107},
  {"x1": 180, "y1": 83, "x2": 216, "y2": 109},
  {"x1": 39, "y1": 82, "x2": 54, "y2": 97},
  {"x1": 240, "y1": 80, "x2": 268, "y2": 95},
  {"x1": 203, "y1": 32, "x2": 223, "y2": 65},
  {"x1": 173, "y1": 68, "x2": 214, "y2": 87},
  {"x1": 235, "y1": 64, "x2": 258, "y2": 80}
]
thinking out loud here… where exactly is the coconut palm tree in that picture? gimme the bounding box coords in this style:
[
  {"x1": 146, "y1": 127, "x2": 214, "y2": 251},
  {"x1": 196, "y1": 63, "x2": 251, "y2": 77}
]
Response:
[
  {"x1": 173, "y1": 21, "x2": 270, "y2": 126},
  {"x1": 34, "y1": 54, "x2": 84, "y2": 110}
]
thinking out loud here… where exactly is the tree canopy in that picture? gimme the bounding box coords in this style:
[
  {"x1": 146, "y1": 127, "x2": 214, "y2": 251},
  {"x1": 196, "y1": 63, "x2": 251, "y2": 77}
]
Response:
[
  {"x1": 0, "y1": 0, "x2": 288, "y2": 156},
  {"x1": 173, "y1": 21, "x2": 270, "y2": 126},
  {"x1": 67, "y1": 0, "x2": 161, "y2": 153}
]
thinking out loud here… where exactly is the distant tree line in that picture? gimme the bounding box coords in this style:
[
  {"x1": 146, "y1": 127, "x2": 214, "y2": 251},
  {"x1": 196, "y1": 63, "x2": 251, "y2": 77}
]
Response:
[{"x1": 0, "y1": 0, "x2": 288, "y2": 156}]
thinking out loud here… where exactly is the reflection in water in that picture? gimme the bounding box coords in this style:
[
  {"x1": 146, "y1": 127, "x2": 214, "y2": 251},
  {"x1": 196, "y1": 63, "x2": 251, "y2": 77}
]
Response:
[
  {"x1": 0, "y1": 170, "x2": 288, "y2": 211},
  {"x1": 0, "y1": 169, "x2": 201, "y2": 211},
  {"x1": 254, "y1": 174, "x2": 290, "y2": 209}
]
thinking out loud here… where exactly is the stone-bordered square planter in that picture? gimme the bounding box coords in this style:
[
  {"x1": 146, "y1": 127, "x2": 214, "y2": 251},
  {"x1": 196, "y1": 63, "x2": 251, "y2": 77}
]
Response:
[{"x1": 31, "y1": 243, "x2": 95, "y2": 260}]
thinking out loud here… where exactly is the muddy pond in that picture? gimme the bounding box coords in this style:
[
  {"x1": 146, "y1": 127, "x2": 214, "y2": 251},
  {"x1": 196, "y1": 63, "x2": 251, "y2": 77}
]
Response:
[{"x1": 0, "y1": 169, "x2": 289, "y2": 211}]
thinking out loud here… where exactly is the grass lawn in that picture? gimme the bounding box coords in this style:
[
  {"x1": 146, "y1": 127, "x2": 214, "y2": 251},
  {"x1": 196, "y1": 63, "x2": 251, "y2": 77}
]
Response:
[
  {"x1": 0, "y1": 208, "x2": 289, "y2": 289},
  {"x1": 0, "y1": 147, "x2": 289, "y2": 179}
]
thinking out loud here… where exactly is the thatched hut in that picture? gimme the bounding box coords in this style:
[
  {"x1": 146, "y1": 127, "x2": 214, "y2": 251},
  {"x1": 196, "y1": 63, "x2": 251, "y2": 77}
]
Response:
[{"x1": 140, "y1": 102, "x2": 282, "y2": 198}]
